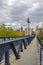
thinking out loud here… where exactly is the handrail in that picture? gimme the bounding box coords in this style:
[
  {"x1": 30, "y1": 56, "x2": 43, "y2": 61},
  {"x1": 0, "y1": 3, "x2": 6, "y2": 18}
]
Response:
[
  {"x1": 0, "y1": 35, "x2": 35, "y2": 45},
  {"x1": 0, "y1": 35, "x2": 34, "y2": 39}
]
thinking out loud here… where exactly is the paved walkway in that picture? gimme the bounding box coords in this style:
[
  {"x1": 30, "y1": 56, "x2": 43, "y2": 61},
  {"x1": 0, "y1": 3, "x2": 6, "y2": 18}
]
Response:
[{"x1": 1, "y1": 37, "x2": 40, "y2": 65}]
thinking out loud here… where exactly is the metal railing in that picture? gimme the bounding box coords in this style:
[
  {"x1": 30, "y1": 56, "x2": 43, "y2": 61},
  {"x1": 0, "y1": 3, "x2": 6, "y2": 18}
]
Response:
[
  {"x1": 0, "y1": 35, "x2": 35, "y2": 65},
  {"x1": 39, "y1": 47, "x2": 43, "y2": 65}
]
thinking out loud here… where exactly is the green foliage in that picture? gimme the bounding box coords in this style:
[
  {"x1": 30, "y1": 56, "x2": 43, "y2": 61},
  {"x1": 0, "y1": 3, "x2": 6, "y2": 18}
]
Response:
[
  {"x1": 38, "y1": 30, "x2": 43, "y2": 40},
  {"x1": 0, "y1": 24, "x2": 22, "y2": 37},
  {"x1": 37, "y1": 29, "x2": 43, "y2": 46}
]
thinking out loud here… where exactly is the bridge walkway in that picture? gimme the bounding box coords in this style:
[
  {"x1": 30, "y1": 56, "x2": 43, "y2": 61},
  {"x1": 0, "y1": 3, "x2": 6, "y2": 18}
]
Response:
[{"x1": 1, "y1": 37, "x2": 40, "y2": 65}]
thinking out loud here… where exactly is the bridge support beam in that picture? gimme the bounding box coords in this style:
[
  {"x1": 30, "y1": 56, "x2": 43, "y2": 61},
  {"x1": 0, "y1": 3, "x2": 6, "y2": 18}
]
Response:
[
  {"x1": 11, "y1": 43, "x2": 20, "y2": 59},
  {"x1": 27, "y1": 38, "x2": 30, "y2": 45},
  {"x1": 21, "y1": 43, "x2": 23, "y2": 52},
  {"x1": 5, "y1": 51, "x2": 10, "y2": 65},
  {"x1": 23, "y1": 40, "x2": 26, "y2": 49}
]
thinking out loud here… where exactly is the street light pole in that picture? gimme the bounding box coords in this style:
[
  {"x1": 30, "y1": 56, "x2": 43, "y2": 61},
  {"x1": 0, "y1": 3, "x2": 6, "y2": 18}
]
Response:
[{"x1": 27, "y1": 18, "x2": 30, "y2": 35}]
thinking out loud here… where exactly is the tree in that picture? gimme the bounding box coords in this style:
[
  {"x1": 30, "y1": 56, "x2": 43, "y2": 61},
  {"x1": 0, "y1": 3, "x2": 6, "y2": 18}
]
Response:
[{"x1": 0, "y1": 24, "x2": 23, "y2": 37}]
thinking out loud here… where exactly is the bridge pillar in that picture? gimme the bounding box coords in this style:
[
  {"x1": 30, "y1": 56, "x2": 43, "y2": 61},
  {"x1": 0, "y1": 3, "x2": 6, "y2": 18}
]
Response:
[
  {"x1": 11, "y1": 43, "x2": 20, "y2": 59},
  {"x1": 5, "y1": 51, "x2": 10, "y2": 65}
]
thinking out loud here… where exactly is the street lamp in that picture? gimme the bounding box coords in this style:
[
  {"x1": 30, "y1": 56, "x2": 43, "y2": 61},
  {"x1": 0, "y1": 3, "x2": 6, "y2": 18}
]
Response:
[{"x1": 27, "y1": 18, "x2": 30, "y2": 35}]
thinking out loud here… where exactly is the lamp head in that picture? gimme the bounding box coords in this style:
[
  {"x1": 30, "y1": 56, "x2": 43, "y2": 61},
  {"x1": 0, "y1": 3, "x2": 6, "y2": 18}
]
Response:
[{"x1": 27, "y1": 18, "x2": 30, "y2": 23}]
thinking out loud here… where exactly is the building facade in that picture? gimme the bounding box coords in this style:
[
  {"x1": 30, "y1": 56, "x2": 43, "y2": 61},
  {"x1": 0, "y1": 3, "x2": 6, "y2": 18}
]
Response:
[{"x1": 35, "y1": 22, "x2": 43, "y2": 36}]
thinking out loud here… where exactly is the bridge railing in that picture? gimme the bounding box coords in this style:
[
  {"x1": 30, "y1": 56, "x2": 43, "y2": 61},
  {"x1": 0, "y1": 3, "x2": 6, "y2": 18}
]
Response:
[
  {"x1": 0, "y1": 35, "x2": 35, "y2": 65},
  {"x1": 0, "y1": 35, "x2": 35, "y2": 41}
]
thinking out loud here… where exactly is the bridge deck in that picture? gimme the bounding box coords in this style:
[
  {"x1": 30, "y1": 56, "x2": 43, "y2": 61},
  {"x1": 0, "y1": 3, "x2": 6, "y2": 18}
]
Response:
[{"x1": 1, "y1": 37, "x2": 40, "y2": 65}]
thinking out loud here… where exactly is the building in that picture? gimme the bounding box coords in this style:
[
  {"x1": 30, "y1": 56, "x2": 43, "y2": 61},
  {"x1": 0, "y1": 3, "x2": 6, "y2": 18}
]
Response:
[
  {"x1": 24, "y1": 28, "x2": 34, "y2": 35},
  {"x1": 35, "y1": 22, "x2": 43, "y2": 36},
  {"x1": 20, "y1": 27, "x2": 34, "y2": 36}
]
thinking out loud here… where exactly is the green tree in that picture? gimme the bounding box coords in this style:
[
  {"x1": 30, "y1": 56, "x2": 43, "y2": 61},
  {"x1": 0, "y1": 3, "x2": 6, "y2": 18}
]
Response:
[{"x1": 0, "y1": 24, "x2": 23, "y2": 37}]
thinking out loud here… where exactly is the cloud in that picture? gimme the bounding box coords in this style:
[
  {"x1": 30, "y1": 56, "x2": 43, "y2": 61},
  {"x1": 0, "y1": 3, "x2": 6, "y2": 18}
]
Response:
[{"x1": 0, "y1": 0, "x2": 43, "y2": 29}]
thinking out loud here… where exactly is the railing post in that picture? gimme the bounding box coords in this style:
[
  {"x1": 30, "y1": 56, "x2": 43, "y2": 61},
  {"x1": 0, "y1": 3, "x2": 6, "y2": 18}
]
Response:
[
  {"x1": 0, "y1": 60, "x2": 1, "y2": 65},
  {"x1": 4, "y1": 37, "x2": 6, "y2": 41},
  {"x1": 23, "y1": 40, "x2": 26, "y2": 49},
  {"x1": 21, "y1": 43, "x2": 23, "y2": 52},
  {"x1": 5, "y1": 51, "x2": 10, "y2": 65},
  {"x1": 27, "y1": 38, "x2": 29, "y2": 45},
  {"x1": 11, "y1": 43, "x2": 20, "y2": 59},
  {"x1": 40, "y1": 48, "x2": 41, "y2": 65},
  {"x1": 0, "y1": 55, "x2": 1, "y2": 65}
]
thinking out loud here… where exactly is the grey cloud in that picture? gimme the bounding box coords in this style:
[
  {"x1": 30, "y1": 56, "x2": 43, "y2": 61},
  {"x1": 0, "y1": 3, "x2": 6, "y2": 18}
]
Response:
[
  {"x1": 27, "y1": 2, "x2": 43, "y2": 23},
  {"x1": 32, "y1": 0, "x2": 43, "y2": 3},
  {"x1": 0, "y1": 0, "x2": 43, "y2": 29},
  {"x1": 10, "y1": 3, "x2": 28, "y2": 22}
]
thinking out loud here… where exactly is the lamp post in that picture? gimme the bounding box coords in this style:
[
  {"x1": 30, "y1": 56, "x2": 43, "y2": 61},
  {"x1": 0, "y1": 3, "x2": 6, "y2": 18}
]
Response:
[{"x1": 27, "y1": 18, "x2": 30, "y2": 35}]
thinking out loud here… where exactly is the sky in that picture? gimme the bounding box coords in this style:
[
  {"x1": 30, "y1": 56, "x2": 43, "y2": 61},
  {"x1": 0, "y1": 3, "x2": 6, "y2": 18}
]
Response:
[{"x1": 0, "y1": 0, "x2": 43, "y2": 30}]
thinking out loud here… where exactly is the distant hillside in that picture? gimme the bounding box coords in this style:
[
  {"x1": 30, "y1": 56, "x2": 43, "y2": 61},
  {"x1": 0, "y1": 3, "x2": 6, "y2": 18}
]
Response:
[{"x1": 0, "y1": 24, "x2": 23, "y2": 37}]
